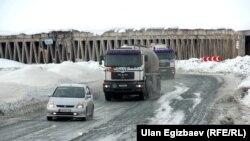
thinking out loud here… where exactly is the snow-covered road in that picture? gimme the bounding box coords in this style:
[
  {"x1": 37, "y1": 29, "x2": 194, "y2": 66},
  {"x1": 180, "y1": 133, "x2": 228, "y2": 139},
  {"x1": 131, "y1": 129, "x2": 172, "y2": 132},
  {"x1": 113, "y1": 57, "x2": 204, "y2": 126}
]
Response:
[
  {"x1": 0, "y1": 74, "x2": 223, "y2": 141},
  {"x1": 0, "y1": 57, "x2": 250, "y2": 140}
]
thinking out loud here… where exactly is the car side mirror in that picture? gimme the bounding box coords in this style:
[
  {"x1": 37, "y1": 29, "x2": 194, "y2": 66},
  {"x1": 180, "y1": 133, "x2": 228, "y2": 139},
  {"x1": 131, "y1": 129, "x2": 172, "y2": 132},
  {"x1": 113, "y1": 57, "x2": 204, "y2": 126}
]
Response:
[
  {"x1": 86, "y1": 95, "x2": 92, "y2": 99},
  {"x1": 48, "y1": 94, "x2": 52, "y2": 97}
]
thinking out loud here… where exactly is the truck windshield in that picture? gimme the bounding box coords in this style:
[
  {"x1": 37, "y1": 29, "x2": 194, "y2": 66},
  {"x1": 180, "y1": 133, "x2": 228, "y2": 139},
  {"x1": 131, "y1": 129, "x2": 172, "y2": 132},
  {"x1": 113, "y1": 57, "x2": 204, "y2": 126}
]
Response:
[
  {"x1": 155, "y1": 52, "x2": 175, "y2": 60},
  {"x1": 105, "y1": 54, "x2": 142, "y2": 67}
]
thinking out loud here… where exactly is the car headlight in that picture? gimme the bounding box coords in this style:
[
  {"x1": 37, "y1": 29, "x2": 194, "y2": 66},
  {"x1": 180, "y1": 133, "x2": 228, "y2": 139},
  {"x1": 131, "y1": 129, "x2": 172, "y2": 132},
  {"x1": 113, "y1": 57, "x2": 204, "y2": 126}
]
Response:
[
  {"x1": 47, "y1": 101, "x2": 54, "y2": 108},
  {"x1": 77, "y1": 103, "x2": 84, "y2": 108}
]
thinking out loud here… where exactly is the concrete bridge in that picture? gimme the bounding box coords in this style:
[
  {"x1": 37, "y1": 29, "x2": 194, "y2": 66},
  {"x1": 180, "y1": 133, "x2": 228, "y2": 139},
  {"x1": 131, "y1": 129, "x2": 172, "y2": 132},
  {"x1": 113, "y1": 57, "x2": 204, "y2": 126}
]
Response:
[{"x1": 0, "y1": 28, "x2": 249, "y2": 64}]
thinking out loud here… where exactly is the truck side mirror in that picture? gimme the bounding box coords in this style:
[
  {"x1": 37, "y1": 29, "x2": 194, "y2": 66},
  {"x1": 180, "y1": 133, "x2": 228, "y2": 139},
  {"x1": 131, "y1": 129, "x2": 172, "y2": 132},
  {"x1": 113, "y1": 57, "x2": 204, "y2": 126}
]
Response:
[{"x1": 99, "y1": 55, "x2": 104, "y2": 65}]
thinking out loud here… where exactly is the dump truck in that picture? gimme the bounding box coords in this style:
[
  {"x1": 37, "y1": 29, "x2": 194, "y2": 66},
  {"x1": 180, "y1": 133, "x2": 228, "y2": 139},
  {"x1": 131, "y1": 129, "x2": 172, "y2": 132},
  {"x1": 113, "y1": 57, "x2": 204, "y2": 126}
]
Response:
[
  {"x1": 99, "y1": 45, "x2": 161, "y2": 101},
  {"x1": 152, "y1": 44, "x2": 176, "y2": 79}
]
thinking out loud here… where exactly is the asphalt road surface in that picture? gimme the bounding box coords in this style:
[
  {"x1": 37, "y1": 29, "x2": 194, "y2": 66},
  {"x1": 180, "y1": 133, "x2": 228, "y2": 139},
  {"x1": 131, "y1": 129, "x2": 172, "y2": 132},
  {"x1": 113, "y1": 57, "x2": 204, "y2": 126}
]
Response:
[{"x1": 0, "y1": 74, "x2": 222, "y2": 141}]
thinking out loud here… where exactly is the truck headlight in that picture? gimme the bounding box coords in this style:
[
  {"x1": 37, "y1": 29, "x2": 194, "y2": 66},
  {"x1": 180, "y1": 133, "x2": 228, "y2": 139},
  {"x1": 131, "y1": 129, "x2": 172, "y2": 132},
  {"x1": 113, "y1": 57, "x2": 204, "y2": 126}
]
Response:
[
  {"x1": 103, "y1": 84, "x2": 111, "y2": 88},
  {"x1": 136, "y1": 84, "x2": 144, "y2": 88},
  {"x1": 170, "y1": 62, "x2": 175, "y2": 67}
]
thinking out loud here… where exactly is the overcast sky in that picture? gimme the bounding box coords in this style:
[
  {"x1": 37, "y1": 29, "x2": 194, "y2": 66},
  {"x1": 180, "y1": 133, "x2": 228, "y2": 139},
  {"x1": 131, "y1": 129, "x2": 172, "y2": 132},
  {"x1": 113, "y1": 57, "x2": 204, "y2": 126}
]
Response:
[{"x1": 0, "y1": 0, "x2": 249, "y2": 34}]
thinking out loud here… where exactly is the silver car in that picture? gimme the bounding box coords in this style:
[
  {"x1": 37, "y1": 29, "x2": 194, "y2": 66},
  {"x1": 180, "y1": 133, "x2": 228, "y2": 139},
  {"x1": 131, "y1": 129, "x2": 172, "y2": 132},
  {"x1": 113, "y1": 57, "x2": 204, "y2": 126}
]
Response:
[{"x1": 46, "y1": 84, "x2": 94, "y2": 121}]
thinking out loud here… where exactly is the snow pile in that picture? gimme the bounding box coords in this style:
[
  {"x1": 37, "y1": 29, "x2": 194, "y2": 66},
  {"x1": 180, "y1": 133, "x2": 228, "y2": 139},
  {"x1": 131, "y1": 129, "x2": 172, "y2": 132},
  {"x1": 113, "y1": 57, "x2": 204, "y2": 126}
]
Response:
[
  {"x1": 238, "y1": 76, "x2": 250, "y2": 89},
  {"x1": 238, "y1": 76, "x2": 250, "y2": 107},
  {"x1": 0, "y1": 61, "x2": 103, "y2": 87},
  {"x1": 242, "y1": 89, "x2": 250, "y2": 107},
  {"x1": 0, "y1": 58, "x2": 27, "y2": 69},
  {"x1": 176, "y1": 56, "x2": 250, "y2": 74},
  {"x1": 48, "y1": 61, "x2": 103, "y2": 83},
  {"x1": 0, "y1": 59, "x2": 103, "y2": 115},
  {"x1": 176, "y1": 56, "x2": 250, "y2": 114},
  {"x1": 0, "y1": 66, "x2": 67, "y2": 87}
]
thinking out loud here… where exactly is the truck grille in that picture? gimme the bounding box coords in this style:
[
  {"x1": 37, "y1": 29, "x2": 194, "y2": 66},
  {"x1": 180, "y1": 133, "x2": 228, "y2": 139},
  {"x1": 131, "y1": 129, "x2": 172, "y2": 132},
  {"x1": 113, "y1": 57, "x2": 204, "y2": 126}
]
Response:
[
  {"x1": 159, "y1": 62, "x2": 170, "y2": 67},
  {"x1": 111, "y1": 72, "x2": 134, "y2": 79}
]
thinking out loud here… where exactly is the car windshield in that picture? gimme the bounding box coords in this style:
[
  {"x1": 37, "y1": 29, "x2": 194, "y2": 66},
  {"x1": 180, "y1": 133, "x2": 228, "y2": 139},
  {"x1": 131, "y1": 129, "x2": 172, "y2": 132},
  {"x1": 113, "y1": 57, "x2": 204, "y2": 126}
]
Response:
[
  {"x1": 156, "y1": 52, "x2": 175, "y2": 60},
  {"x1": 104, "y1": 54, "x2": 142, "y2": 67},
  {"x1": 52, "y1": 87, "x2": 85, "y2": 98}
]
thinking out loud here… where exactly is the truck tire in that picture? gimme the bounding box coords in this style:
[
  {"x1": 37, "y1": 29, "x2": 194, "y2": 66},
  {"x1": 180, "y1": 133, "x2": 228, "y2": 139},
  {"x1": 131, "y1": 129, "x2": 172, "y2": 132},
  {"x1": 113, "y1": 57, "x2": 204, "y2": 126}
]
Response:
[
  {"x1": 47, "y1": 116, "x2": 53, "y2": 121},
  {"x1": 105, "y1": 93, "x2": 112, "y2": 101},
  {"x1": 113, "y1": 94, "x2": 123, "y2": 100},
  {"x1": 146, "y1": 77, "x2": 153, "y2": 98},
  {"x1": 156, "y1": 76, "x2": 161, "y2": 94},
  {"x1": 171, "y1": 75, "x2": 175, "y2": 79},
  {"x1": 171, "y1": 69, "x2": 176, "y2": 79},
  {"x1": 138, "y1": 92, "x2": 146, "y2": 100}
]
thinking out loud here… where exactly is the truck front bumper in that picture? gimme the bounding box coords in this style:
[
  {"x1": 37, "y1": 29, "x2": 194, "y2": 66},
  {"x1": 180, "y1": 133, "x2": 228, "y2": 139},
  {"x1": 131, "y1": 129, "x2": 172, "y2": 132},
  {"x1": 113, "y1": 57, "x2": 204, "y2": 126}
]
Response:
[
  {"x1": 103, "y1": 81, "x2": 145, "y2": 94},
  {"x1": 159, "y1": 67, "x2": 175, "y2": 75}
]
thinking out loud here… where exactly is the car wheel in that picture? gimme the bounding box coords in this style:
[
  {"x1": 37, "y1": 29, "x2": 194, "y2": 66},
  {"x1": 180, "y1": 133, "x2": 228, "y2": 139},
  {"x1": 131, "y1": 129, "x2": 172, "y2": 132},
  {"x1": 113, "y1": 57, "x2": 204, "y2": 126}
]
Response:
[
  {"x1": 89, "y1": 105, "x2": 94, "y2": 118},
  {"x1": 83, "y1": 108, "x2": 88, "y2": 121},
  {"x1": 47, "y1": 116, "x2": 53, "y2": 121}
]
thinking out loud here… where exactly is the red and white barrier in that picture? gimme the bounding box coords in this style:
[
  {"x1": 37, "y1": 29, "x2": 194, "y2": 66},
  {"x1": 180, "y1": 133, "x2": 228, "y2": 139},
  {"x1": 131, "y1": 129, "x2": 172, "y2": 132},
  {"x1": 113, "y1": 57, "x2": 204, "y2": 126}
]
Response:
[{"x1": 201, "y1": 56, "x2": 222, "y2": 62}]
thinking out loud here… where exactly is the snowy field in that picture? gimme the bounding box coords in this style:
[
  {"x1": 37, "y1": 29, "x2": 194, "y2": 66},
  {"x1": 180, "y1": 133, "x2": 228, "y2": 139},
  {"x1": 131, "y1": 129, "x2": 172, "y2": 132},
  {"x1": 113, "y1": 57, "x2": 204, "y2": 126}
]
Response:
[{"x1": 0, "y1": 56, "x2": 250, "y2": 123}]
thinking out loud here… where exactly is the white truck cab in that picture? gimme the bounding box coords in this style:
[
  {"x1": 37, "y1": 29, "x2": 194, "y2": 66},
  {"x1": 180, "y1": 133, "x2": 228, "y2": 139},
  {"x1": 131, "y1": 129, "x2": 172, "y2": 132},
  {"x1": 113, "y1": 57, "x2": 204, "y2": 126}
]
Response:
[
  {"x1": 100, "y1": 45, "x2": 161, "y2": 101},
  {"x1": 152, "y1": 44, "x2": 176, "y2": 79}
]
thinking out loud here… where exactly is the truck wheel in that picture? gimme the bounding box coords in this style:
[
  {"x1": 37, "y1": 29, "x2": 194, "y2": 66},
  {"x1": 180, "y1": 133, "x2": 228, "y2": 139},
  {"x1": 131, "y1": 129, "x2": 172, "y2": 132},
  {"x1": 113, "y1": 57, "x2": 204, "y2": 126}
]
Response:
[
  {"x1": 105, "y1": 93, "x2": 112, "y2": 101},
  {"x1": 156, "y1": 76, "x2": 161, "y2": 94},
  {"x1": 47, "y1": 116, "x2": 53, "y2": 121},
  {"x1": 171, "y1": 74, "x2": 175, "y2": 79},
  {"x1": 146, "y1": 77, "x2": 152, "y2": 98},
  {"x1": 138, "y1": 92, "x2": 146, "y2": 100},
  {"x1": 113, "y1": 94, "x2": 123, "y2": 100}
]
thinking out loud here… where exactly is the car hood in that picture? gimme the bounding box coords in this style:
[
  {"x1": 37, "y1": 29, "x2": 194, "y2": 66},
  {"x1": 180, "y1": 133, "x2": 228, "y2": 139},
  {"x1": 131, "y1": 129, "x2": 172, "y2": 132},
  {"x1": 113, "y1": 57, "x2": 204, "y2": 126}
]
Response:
[{"x1": 49, "y1": 97, "x2": 85, "y2": 106}]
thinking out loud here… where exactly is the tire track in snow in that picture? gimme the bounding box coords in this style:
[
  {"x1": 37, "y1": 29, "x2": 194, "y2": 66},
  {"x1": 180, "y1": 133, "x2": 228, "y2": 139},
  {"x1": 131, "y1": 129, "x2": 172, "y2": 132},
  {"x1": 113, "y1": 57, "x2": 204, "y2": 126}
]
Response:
[{"x1": 150, "y1": 85, "x2": 189, "y2": 124}]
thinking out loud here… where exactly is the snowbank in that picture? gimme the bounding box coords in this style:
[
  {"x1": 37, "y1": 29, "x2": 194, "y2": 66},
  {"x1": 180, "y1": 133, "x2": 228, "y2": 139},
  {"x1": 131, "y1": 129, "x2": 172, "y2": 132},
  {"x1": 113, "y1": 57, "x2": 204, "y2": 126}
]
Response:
[
  {"x1": 176, "y1": 56, "x2": 250, "y2": 114},
  {"x1": 48, "y1": 61, "x2": 103, "y2": 83},
  {"x1": 238, "y1": 76, "x2": 250, "y2": 108},
  {"x1": 0, "y1": 58, "x2": 27, "y2": 69},
  {"x1": 242, "y1": 89, "x2": 250, "y2": 107},
  {"x1": 238, "y1": 76, "x2": 250, "y2": 89},
  {"x1": 0, "y1": 59, "x2": 103, "y2": 116},
  {"x1": 0, "y1": 66, "x2": 68, "y2": 87},
  {"x1": 176, "y1": 56, "x2": 250, "y2": 74}
]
